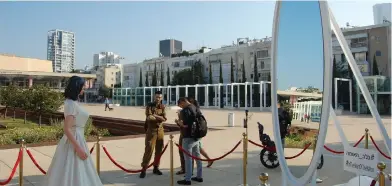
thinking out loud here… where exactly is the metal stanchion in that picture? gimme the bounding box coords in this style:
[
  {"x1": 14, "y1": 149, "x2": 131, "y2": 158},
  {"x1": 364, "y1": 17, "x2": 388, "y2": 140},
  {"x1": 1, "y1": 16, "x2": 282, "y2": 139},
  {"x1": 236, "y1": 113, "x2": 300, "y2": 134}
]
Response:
[
  {"x1": 170, "y1": 134, "x2": 174, "y2": 186},
  {"x1": 96, "y1": 135, "x2": 101, "y2": 176},
  {"x1": 19, "y1": 139, "x2": 24, "y2": 186},
  {"x1": 377, "y1": 162, "x2": 386, "y2": 186},
  {"x1": 259, "y1": 173, "x2": 269, "y2": 186},
  {"x1": 365, "y1": 128, "x2": 369, "y2": 149},
  {"x1": 313, "y1": 135, "x2": 317, "y2": 153},
  {"x1": 242, "y1": 132, "x2": 248, "y2": 186}
]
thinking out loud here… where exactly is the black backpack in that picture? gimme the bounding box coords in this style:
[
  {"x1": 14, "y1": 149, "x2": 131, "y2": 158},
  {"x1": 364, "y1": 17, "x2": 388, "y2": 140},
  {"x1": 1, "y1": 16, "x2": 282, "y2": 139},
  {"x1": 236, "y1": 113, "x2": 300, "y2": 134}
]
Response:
[{"x1": 190, "y1": 109, "x2": 208, "y2": 139}]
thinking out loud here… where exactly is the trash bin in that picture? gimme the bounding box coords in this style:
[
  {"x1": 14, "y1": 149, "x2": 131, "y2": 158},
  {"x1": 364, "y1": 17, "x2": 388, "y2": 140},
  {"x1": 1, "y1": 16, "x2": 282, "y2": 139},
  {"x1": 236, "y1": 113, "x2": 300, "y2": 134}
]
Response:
[{"x1": 228, "y1": 113, "x2": 235, "y2": 127}]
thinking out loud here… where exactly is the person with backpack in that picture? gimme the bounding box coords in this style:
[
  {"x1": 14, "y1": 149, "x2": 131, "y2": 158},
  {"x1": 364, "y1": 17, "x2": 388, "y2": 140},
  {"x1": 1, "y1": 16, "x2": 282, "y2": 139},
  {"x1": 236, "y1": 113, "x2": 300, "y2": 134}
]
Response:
[
  {"x1": 175, "y1": 97, "x2": 207, "y2": 185},
  {"x1": 176, "y1": 97, "x2": 213, "y2": 175}
]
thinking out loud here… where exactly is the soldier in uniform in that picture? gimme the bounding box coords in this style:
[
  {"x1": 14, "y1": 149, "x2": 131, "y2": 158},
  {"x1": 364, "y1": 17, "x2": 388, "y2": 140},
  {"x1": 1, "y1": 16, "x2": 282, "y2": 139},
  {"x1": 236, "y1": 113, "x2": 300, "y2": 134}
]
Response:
[{"x1": 140, "y1": 90, "x2": 167, "y2": 178}]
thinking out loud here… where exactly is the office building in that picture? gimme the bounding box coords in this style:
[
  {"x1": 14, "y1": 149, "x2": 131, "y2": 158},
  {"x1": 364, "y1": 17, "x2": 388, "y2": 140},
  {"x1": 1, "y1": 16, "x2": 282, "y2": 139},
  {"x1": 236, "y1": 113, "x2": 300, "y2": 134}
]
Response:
[
  {"x1": 93, "y1": 51, "x2": 124, "y2": 67},
  {"x1": 96, "y1": 64, "x2": 122, "y2": 88},
  {"x1": 159, "y1": 39, "x2": 182, "y2": 57},
  {"x1": 373, "y1": 3, "x2": 391, "y2": 24},
  {"x1": 47, "y1": 29, "x2": 75, "y2": 73},
  {"x1": 332, "y1": 23, "x2": 391, "y2": 77}
]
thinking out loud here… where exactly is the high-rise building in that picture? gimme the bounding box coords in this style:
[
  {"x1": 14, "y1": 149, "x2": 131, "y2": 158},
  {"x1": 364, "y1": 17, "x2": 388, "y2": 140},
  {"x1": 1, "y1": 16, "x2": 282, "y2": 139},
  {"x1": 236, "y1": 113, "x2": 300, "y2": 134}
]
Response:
[
  {"x1": 159, "y1": 39, "x2": 182, "y2": 57},
  {"x1": 373, "y1": 3, "x2": 391, "y2": 25},
  {"x1": 93, "y1": 51, "x2": 123, "y2": 67},
  {"x1": 47, "y1": 30, "x2": 75, "y2": 73}
]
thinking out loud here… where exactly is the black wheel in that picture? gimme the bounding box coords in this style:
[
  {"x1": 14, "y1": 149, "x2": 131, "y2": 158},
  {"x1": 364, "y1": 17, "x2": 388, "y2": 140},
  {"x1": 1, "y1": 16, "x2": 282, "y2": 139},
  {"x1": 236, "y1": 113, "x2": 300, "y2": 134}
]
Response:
[
  {"x1": 260, "y1": 148, "x2": 280, "y2": 169},
  {"x1": 317, "y1": 154, "x2": 324, "y2": 169}
]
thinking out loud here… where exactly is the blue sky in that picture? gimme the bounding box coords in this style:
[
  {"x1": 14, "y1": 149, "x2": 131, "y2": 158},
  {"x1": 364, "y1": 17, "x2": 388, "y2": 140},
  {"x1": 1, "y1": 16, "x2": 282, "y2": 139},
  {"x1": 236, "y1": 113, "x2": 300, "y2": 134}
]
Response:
[
  {"x1": 277, "y1": 1, "x2": 324, "y2": 90},
  {"x1": 0, "y1": 1, "x2": 384, "y2": 89}
]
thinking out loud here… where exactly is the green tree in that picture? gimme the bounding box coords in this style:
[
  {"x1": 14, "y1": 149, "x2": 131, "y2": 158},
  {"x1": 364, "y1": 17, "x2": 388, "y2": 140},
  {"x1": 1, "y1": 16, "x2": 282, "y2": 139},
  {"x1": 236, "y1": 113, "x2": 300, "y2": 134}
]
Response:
[
  {"x1": 192, "y1": 60, "x2": 205, "y2": 103},
  {"x1": 171, "y1": 69, "x2": 193, "y2": 85},
  {"x1": 192, "y1": 60, "x2": 205, "y2": 84},
  {"x1": 99, "y1": 86, "x2": 111, "y2": 98},
  {"x1": 253, "y1": 54, "x2": 260, "y2": 107},
  {"x1": 208, "y1": 62, "x2": 213, "y2": 84},
  {"x1": 208, "y1": 62, "x2": 213, "y2": 105},
  {"x1": 160, "y1": 70, "x2": 165, "y2": 86},
  {"x1": 31, "y1": 85, "x2": 63, "y2": 126},
  {"x1": 166, "y1": 66, "x2": 170, "y2": 86},
  {"x1": 139, "y1": 68, "x2": 143, "y2": 87},
  {"x1": 242, "y1": 60, "x2": 246, "y2": 82},
  {"x1": 152, "y1": 62, "x2": 157, "y2": 86},
  {"x1": 190, "y1": 64, "x2": 195, "y2": 85},
  {"x1": 145, "y1": 73, "x2": 149, "y2": 87},
  {"x1": 230, "y1": 57, "x2": 235, "y2": 83},
  {"x1": 0, "y1": 85, "x2": 18, "y2": 118},
  {"x1": 19, "y1": 88, "x2": 34, "y2": 124},
  {"x1": 372, "y1": 54, "x2": 379, "y2": 75},
  {"x1": 219, "y1": 60, "x2": 224, "y2": 108},
  {"x1": 253, "y1": 54, "x2": 259, "y2": 82},
  {"x1": 8, "y1": 86, "x2": 21, "y2": 121}
]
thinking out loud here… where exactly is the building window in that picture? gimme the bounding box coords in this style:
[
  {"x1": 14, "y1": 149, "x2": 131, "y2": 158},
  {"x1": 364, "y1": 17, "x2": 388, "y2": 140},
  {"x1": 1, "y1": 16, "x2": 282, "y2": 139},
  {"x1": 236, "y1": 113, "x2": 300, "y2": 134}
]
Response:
[
  {"x1": 376, "y1": 50, "x2": 381, "y2": 56},
  {"x1": 185, "y1": 60, "x2": 194, "y2": 67},
  {"x1": 260, "y1": 61, "x2": 265, "y2": 69},
  {"x1": 354, "y1": 52, "x2": 366, "y2": 62},
  {"x1": 351, "y1": 37, "x2": 367, "y2": 48},
  {"x1": 251, "y1": 74, "x2": 253, "y2": 79},
  {"x1": 173, "y1": 62, "x2": 180, "y2": 67},
  {"x1": 258, "y1": 73, "x2": 261, "y2": 77}
]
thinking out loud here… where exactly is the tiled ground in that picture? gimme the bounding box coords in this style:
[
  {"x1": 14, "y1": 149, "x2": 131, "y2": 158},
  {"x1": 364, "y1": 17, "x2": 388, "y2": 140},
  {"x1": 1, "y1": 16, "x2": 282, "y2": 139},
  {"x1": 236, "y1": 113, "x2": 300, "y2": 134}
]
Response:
[{"x1": 0, "y1": 105, "x2": 390, "y2": 186}]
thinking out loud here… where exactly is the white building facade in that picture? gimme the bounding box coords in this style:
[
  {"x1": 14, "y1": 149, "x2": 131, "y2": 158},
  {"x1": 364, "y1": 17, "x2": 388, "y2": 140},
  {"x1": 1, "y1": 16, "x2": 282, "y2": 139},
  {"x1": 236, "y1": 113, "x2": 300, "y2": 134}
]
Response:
[
  {"x1": 47, "y1": 29, "x2": 75, "y2": 73},
  {"x1": 93, "y1": 52, "x2": 124, "y2": 67},
  {"x1": 122, "y1": 63, "x2": 141, "y2": 88}
]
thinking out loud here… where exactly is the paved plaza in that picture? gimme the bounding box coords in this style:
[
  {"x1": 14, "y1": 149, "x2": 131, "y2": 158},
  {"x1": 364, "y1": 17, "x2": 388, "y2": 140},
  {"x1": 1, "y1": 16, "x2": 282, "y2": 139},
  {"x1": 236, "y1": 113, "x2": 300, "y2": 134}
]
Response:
[{"x1": 0, "y1": 105, "x2": 391, "y2": 186}]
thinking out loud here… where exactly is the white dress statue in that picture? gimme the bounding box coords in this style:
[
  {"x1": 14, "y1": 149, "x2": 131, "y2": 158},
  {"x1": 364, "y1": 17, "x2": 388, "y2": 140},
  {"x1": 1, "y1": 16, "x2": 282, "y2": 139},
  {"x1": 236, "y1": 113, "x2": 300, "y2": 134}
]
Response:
[{"x1": 42, "y1": 99, "x2": 103, "y2": 186}]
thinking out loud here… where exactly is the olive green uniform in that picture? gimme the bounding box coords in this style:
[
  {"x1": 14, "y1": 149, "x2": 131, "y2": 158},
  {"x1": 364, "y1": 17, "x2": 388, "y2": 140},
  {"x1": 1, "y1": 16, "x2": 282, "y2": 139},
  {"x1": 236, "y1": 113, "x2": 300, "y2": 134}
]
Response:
[{"x1": 141, "y1": 102, "x2": 166, "y2": 168}]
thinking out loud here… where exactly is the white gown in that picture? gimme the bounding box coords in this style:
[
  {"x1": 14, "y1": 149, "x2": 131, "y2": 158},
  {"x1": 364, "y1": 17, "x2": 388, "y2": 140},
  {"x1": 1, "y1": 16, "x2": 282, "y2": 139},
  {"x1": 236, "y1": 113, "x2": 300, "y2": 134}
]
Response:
[{"x1": 42, "y1": 99, "x2": 103, "y2": 186}]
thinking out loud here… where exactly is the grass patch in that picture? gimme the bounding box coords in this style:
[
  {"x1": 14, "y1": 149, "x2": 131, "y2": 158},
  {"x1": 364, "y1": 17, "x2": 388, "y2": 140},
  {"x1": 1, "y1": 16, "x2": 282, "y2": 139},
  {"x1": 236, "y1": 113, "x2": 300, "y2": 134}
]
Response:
[
  {"x1": 0, "y1": 117, "x2": 110, "y2": 146},
  {"x1": 284, "y1": 134, "x2": 314, "y2": 149}
]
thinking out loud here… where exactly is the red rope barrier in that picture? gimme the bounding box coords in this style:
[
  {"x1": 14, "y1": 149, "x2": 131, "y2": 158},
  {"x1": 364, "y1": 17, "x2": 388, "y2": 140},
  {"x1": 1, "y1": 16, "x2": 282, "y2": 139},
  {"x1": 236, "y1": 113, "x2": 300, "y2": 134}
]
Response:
[
  {"x1": 25, "y1": 145, "x2": 95, "y2": 175},
  {"x1": 0, "y1": 148, "x2": 22, "y2": 185},
  {"x1": 102, "y1": 143, "x2": 168, "y2": 173},
  {"x1": 248, "y1": 139, "x2": 313, "y2": 159},
  {"x1": 369, "y1": 136, "x2": 391, "y2": 160},
  {"x1": 26, "y1": 148, "x2": 47, "y2": 175},
  {"x1": 323, "y1": 135, "x2": 365, "y2": 154},
  {"x1": 90, "y1": 146, "x2": 95, "y2": 154},
  {"x1": 176, "y1": 140, "x2": 242, "y2": 161},
  {"x1": 285, "y1": 143, "x2": 312, "y2": 159},
  {"x1": 369, "y1": 179, "x2": 377, "y2": 186}
]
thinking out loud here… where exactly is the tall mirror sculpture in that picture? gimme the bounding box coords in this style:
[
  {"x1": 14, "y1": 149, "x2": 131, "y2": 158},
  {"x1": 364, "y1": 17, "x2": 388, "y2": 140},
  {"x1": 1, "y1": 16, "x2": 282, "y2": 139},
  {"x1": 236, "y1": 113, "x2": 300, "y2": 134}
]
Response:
[{"x1": 271, "y1": 1, "x2": 331, "y2": 185}]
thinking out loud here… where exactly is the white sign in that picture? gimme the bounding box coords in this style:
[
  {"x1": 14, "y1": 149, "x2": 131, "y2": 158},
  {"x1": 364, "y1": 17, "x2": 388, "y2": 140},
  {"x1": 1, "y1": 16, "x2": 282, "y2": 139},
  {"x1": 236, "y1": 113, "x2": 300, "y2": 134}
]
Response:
[{"x1": 343, "y1": 146, "x2": 379, "y2": 177}]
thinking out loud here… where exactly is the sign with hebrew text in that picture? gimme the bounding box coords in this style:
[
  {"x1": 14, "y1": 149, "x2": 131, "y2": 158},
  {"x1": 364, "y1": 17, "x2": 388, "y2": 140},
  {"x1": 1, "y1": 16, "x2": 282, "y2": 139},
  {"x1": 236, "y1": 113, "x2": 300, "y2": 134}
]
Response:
[{"x1": 343, "y1": 146, "x2": 379, "y2": 177}]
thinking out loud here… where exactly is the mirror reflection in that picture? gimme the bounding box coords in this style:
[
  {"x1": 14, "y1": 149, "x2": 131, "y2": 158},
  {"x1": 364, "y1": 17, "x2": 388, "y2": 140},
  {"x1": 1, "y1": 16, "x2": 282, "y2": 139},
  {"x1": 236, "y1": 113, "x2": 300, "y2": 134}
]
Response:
[{"x1": 276, "y1": 1, "x2": 324, "y2": 177}]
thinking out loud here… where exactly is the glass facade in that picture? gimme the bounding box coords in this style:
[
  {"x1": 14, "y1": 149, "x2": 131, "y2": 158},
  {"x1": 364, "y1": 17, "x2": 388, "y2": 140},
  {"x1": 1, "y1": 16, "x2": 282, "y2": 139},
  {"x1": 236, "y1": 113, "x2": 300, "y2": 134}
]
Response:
[
  {"x1": 357, "y1": 76, "x2": 391, "y2": 115},
  {"x1": 112, "y1": 83, "x2": 272, "y2": 109}
]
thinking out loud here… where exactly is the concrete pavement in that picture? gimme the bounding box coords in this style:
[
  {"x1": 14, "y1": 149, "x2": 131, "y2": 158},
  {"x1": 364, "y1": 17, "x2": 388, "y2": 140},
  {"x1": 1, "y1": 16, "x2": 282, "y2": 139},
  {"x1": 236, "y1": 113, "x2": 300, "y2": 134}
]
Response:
[{"x1": 0, "y1": 105, "x2": 391, "y2": 186}]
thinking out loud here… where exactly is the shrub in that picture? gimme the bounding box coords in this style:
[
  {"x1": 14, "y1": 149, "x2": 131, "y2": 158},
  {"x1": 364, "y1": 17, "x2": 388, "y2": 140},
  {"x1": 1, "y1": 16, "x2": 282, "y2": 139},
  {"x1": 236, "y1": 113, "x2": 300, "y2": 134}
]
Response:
[{"x1": 0, "y1": 117, "x2": 111, "y2": 146}]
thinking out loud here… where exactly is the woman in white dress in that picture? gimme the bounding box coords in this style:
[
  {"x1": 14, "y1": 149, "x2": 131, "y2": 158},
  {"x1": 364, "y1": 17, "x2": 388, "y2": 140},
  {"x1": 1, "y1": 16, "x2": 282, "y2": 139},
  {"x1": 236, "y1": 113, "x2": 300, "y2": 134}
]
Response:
[{"x1": 42, "y1": 76, "x2": 103, "y2": 186}]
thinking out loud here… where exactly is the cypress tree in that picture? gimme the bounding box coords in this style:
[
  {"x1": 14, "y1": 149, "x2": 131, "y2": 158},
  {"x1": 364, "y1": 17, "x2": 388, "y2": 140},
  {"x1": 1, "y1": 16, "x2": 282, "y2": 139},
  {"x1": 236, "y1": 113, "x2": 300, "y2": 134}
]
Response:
[
  {"x1": 242, "y1": 60, "x2": 246, "y2": 83},
  {"x1": 253, "y1": 54, "x2": 259, "y2": 82},
  {"x1": 230, "y1": 57, "x2": 234, "y2": 83},
  {"x1": 145, "y1": 72, "x2": 149, "y2": 87},
  {"x1": 139, "y1": 68, "x2": 143, "y2": 87},
  {"x1": 160, "y1": 70, "x2": 164, "y2": 86},
  {"x1": 372, "y1": 54, "x2": 379, "y2": 75},
  {"x1": 152, "y1": 62, "x2": 157, "y2": 86},
  {"x1": 166, "y1": 66, "x2": 170, "y2": 86}
]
